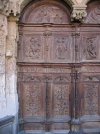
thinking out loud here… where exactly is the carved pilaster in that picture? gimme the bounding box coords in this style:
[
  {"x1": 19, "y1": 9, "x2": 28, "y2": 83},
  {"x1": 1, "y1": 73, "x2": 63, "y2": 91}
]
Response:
[{"x1": 71, "y1": 5, "x2": 87, "y2": 22}]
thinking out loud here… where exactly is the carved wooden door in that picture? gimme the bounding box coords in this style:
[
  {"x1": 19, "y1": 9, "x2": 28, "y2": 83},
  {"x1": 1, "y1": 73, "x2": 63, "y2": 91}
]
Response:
[{"x1": 18, "y1": 0, "x2": 100, "y2": 134}]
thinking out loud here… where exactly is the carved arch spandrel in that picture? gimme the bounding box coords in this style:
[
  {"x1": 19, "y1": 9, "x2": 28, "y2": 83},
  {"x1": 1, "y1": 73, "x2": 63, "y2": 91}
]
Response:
[{"x1": 85, "y1": 0, "x2": 100, "y2": 24}]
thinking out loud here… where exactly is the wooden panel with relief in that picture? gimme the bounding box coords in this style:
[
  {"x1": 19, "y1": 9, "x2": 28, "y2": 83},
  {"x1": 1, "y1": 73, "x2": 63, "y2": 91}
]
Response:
[
  {"x1": 18, "y1": 28, "x2": 74, "y2": 63},
  {"x1": 18, "y1": 65, "x2": 72, "y2": 131},
  {"x1": 20, "y1": 0, "x2": 70, "y2": 24},
  {"x1": 79, "y1": 31, "x2": 100, "y2": 62},
  {"x1": 18, "y1": 0, "x2": 100, "y2": 133},
  {"x1": 78, "y1": 64, "x2": 100, "y2": 132}
]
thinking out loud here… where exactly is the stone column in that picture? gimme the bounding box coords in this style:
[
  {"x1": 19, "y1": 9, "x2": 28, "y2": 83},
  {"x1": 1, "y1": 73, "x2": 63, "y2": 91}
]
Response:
[
  {"x1": 5, "y1": 15, "x2": 18, "y2": 117},
  {"x1": 0, "y1": 14, "x2": 7, "y2": 118}
]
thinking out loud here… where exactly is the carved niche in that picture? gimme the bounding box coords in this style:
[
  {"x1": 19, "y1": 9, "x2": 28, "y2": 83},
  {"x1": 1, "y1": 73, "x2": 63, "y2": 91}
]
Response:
[
  {"x1": 21, "y1": 2, "x2": 70, "y2": 24},
  {"x1": 82, "y1": 35, "x2": 99, "y2": 60}
]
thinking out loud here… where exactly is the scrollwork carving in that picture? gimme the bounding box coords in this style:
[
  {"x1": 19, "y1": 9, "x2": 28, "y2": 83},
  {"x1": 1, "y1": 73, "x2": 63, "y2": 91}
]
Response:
[
  {"x1": 53, "y1": 84, "x2": 69, "y2": 116},
  {"x1": 86, "y1": 6, "x2": 100, "y2": 24},
  {"x1": 23, "y1": 83, "x2": 42, "y2": 116},
  {"x1": 84, "y1": 83, "x2": 99, "y2": 115}
]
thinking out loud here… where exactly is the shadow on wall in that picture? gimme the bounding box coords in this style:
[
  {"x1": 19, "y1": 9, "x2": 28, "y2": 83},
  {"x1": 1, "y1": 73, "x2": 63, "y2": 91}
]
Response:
[{"x1": 0, "y1": 116, "x2": 15, "y2": 134}]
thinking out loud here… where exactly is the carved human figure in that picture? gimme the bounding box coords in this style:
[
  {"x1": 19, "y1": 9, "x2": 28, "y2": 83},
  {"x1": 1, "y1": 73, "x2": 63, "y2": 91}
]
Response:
[
  {"x1": 56, "y1": 37, "x2": 68, "y2": 59},
  {"x1": 29, "y1": 37, "x2": 41, "y2": 58},
  {"x1": 86, "y1": 38, "x2": 97, "y2": 59}
]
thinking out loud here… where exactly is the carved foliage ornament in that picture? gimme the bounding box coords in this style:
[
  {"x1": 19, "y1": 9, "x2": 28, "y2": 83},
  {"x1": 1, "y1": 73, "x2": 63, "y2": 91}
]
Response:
[
  {"x1": 84, "y1": 83, "x2": 99, "y2": 115},
  {"x1": 85, "y1": 5, "x2": 100, "y2": 24},
  {"x1": 22, "y1": 4, "x2": 69, "y2": 24},
  {"x1": 71, "y1": 7, "x2": 87, "y2": 22}
]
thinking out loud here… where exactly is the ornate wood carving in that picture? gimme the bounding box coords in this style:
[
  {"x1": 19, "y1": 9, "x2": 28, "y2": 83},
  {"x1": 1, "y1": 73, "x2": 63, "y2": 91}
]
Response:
[
  {"x1": 84, "y1": 83, "x2": 99, "y2": 115},
  {"x1": 21, "y1": 2, "x2": 70, "y2": 24},
  {"x1": 81, "y1": 33, "x2": 100, "y2": 61},
  {"x1": 80, "y1": 75, "x2": 100, "y2": 117},
  {"x1": 54, "y1": 36, "x2": 70, "y2": 60},
  {"x1": 85, "y1": 1, "x2": 100, "y2": 24},
  {"x1": 18, "y1": 0, "x2": 100, "y2": 133}
]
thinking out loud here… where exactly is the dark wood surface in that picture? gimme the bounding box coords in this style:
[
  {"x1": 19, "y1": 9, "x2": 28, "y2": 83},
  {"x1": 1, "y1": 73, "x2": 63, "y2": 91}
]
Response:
[{"x1": 18, "y1": 0, "x2": 100, "y2": 133}]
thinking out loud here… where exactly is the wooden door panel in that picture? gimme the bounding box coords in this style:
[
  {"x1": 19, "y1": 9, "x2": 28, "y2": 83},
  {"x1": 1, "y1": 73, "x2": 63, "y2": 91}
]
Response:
[
  {"x1": 52, "y1": 74, "x2": 71, "y2": 122},
  {"x1": 79, "y1": 31, "x2": 100, "y2": 62},
  {"x1": 78, "y1": 72, "x2": 100, "y2": 133},
  {"x1": 18, "y1": 65, "x2": 72, "y2": 131},
  {"x1": 50, "y1": 33, "x2": 73, "y2": 63},
  {"x1": 18, "y1": 73, "x2": 46, "y2": 121},
  {"x1": 18, "y1": 28, "x2": 74, "y2": 63}
]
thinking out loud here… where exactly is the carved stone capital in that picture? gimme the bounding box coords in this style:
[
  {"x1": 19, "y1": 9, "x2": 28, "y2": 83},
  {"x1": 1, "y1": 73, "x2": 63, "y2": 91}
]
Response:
[
  {"x1": 71, "y1": 5, "x2": 87, "y2": 22},
  {"x1": 0, "y1": 0, "x2": 20, "y2": 17}
]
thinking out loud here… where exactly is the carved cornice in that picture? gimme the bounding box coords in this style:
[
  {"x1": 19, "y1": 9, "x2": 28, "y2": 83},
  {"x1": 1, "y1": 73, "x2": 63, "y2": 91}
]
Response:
[{"x1": 71, "y1": 5, "x2": 87, "y2": 22}]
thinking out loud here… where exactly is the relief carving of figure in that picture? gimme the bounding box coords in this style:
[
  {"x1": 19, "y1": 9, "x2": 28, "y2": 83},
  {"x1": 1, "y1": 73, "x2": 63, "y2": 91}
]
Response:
[
  {"x1": 86, "y1": 38, "x2": 97, "y2": 59},
  {"x1": 29, "y1": 37, "x2": 41, "y2": 58},
  {"x1": 55, "y1": 37, "x2": 68, "y2": 59},
  {"x1": 25, "y1": 37, "x2": 41, "y2": 59}
]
